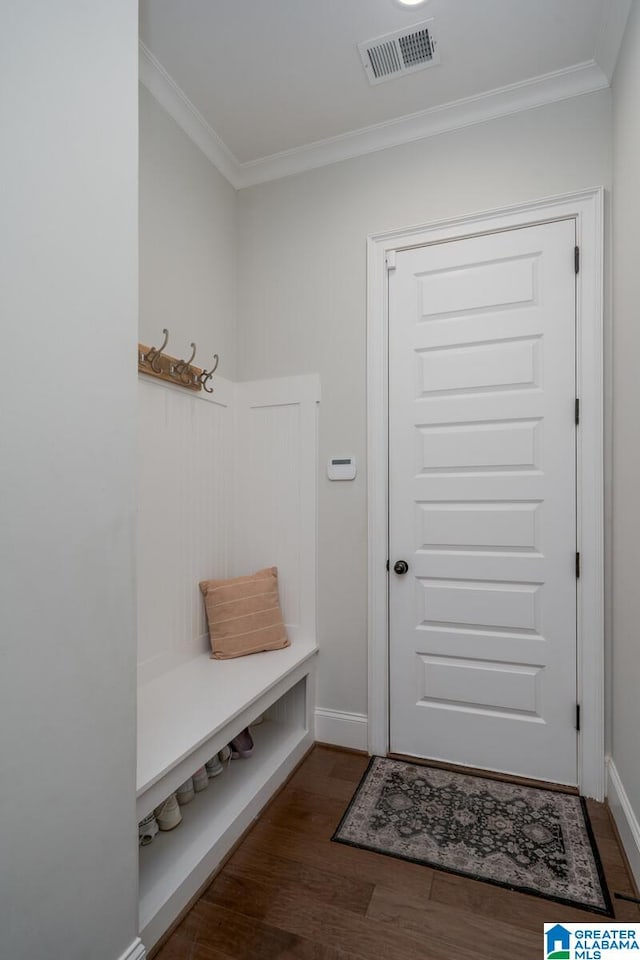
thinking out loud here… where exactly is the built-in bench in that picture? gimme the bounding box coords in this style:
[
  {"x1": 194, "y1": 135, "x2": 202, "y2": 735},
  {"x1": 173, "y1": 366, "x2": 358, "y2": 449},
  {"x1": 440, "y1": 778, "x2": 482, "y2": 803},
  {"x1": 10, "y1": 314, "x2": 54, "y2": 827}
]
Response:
[
  {"x1": 137, "y1": 639, "x2": 318, "y2": 949},
  {"x1": 136, "y1": 372, "x2": 321, "y2": 950}
]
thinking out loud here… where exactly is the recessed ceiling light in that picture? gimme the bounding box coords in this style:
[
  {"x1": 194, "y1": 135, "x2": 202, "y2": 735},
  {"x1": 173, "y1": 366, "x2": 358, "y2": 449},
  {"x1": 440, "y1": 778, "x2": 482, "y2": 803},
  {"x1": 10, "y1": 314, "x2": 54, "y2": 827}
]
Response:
[{"x1": 395, "y1": 0, "x2": 429, "y2": 7}]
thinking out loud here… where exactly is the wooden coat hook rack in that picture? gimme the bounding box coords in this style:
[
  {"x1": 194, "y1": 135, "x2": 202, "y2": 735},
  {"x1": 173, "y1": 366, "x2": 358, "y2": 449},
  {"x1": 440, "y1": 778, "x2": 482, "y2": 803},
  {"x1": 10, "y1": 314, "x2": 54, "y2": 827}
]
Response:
[{"x1": 138, "y1": 329, "x2": 219, "y2": 393}]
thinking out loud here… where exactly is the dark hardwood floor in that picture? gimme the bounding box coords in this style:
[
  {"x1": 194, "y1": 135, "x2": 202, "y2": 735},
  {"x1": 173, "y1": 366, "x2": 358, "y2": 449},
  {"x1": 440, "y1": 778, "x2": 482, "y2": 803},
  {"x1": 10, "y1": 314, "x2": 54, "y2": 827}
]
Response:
[{"x1": 154, "y1": 745, "x2": 640, "y2": 960}]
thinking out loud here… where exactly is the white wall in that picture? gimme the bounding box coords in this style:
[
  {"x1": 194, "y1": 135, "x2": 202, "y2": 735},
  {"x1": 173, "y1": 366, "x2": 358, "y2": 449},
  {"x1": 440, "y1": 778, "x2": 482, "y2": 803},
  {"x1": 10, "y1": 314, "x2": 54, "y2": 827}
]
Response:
[
  {"x1": 237, "y1": 90, "x2": 612, "y2": 721},
  {"x1": 0, "y1": 3, "x2": 139, "y2": 960},
  {"x1": 610, "y1": 0, "x2": 640, "y2": 879},
  {"x1": 140, "y1": 85, "x2": 237, "y2": 379}
]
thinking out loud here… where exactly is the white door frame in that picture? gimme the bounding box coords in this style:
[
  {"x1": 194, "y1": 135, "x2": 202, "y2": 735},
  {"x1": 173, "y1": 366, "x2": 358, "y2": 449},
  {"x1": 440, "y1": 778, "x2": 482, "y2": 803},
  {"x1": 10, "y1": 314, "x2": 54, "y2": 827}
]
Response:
[{"x1": 367, "y1": 187, "x2": 605, "y2": 799}]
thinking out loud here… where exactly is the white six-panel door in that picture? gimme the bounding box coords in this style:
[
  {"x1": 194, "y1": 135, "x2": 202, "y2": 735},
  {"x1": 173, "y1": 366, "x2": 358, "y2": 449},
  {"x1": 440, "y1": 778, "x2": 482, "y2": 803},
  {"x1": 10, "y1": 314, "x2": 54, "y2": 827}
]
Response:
[{"x1": 388, "y1": 219, "x2": 578, "y2": 784}]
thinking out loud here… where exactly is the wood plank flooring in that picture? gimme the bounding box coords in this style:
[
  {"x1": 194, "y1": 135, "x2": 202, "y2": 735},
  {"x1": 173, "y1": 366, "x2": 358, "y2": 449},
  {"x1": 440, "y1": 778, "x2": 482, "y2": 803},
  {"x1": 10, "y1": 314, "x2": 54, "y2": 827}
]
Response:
[{"x1": 154, "y1": 746, "x2": 640, "y2": 960}]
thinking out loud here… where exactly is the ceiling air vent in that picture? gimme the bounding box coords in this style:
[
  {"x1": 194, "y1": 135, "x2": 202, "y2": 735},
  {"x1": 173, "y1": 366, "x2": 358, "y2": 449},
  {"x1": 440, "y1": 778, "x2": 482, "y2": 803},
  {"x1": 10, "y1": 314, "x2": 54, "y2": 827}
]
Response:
[{"x1": 358, "y1": 19, "x2": 439, "y2": 86}]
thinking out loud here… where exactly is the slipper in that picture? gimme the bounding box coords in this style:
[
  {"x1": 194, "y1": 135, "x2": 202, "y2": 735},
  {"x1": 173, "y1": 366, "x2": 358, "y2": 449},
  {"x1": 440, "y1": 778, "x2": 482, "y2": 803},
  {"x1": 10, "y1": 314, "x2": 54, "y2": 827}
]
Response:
[{"x1": 230, "y1": 727, "x2": 254, "y2": 758}]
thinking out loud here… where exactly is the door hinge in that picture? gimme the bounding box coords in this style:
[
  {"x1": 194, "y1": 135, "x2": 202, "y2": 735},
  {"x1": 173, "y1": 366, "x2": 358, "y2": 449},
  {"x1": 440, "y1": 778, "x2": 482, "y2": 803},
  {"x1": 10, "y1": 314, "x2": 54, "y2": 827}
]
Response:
[
  {"x1": 576, "y1": 552, "x2": 581, "y2": 578},
  {"x1": 385, "y1": 250, "x2": 397, "y2": 271},
  {"x1": 575, "y1": 398, "x2": 580, "y2": 425},
  {"x1": 574, "y1": 245, "x2": 580, "y2": 274},
  {"x1": 386, "y1": 559, "x2": 390, "y2": 572},
  {"x1": 576, "y1": 703, "x2": 581, "y2": 732}
]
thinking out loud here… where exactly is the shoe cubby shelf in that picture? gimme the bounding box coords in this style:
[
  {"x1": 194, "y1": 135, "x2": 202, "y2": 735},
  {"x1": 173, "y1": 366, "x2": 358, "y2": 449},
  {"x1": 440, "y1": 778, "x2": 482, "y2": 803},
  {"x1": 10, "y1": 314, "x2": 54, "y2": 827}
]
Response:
[{"x1": 137, "y1": 640, "x2": 318, "y2": 950}]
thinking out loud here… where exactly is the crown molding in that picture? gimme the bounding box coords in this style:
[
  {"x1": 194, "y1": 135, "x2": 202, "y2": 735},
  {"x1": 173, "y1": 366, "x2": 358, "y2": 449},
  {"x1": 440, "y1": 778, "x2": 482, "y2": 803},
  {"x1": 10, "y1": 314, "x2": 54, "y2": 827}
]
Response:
[
  {"x1": 138, "y1": 42, "x2": 242, "y2": 188},
  {"x1": 237, "y1": 60, "x2": 609, "y2": 187},
  {"x1": 139, "y1": 45, "x2": 609, "y2": 190},
  {"x1": 595, "y1": 0, "x2": 633, "y2": 83}
]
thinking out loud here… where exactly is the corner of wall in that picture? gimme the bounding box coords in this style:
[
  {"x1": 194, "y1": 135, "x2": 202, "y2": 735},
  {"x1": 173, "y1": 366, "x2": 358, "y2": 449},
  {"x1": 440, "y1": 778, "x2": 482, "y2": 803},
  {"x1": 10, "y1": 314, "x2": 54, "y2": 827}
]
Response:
[
  {"x1": 607, "y1": 758, "x2": 640, "y2": 890},
  {"x1": 117, "y1": 939, "x2": 147, "y2": 960}
]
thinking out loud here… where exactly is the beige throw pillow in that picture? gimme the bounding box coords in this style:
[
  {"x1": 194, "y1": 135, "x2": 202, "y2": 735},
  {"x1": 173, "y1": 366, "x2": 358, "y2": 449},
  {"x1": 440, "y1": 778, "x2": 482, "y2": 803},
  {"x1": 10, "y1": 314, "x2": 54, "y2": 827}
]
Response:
[{"x1": 199, "y1": 566, "x2": 290, "y2": 660}]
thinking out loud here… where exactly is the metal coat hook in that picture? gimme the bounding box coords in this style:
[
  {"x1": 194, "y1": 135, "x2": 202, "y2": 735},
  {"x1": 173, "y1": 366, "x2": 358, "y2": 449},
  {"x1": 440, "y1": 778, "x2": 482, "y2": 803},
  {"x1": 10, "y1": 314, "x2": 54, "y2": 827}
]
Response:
[
  {"x1": 146, "y1": 328, "x2": 169, "y2": 373},
  {"x1": 173, "y1": 342, "x2": 197, "y2": 383},
  {"x1": 138, "y1": 329, "x2": 219, "y2": 394},
  {"x1": 199, "y1": 354, "x2": 219, "y2": 393}
]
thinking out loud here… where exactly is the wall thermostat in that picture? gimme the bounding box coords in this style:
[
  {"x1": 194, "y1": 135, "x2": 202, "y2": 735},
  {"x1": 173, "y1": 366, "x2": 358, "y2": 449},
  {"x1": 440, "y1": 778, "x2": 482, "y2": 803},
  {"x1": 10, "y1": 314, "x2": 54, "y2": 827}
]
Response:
[{"x1": 328, "y1": 457, "x2": 356, "y2": 481}]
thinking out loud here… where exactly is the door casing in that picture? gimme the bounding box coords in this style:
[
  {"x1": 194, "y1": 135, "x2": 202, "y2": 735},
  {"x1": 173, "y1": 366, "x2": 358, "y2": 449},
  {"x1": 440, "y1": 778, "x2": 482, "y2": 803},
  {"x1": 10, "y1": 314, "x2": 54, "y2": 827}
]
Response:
[{"x1": 366, "y1": 188, "x2": 604, "y2": 799}]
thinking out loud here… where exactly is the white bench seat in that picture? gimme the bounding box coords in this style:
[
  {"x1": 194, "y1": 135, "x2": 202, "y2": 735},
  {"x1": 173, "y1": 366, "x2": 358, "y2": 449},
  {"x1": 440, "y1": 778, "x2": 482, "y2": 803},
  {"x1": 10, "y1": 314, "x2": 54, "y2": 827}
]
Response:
[{"x1": 137, "y1": 639, "x2": 318, "y2": 949}]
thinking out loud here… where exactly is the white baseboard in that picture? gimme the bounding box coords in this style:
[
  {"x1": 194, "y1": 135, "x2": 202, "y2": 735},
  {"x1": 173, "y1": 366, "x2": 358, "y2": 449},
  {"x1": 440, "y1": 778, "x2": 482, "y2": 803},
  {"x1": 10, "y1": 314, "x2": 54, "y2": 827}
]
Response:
[
  {"x1": 315, "y1": 708, "x2": 368, "y2": 752},
  {"x1": 607, "y1": 757, "x2": 640, "y2": 890},
  {"x1": 116, "y1": 938, "x2": 146, "y2": 960}
]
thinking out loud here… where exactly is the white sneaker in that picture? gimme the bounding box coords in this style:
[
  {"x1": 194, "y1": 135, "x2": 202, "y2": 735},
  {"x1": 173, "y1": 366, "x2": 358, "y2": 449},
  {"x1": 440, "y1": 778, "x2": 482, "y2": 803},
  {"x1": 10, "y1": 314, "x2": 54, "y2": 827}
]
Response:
[
  {"x1": 138, "y1": 811, "x2": 159, "y2": 846},
  {"x1": 218, "y1": 745, "x2": 232, "y2": 765},
  {"x1": 176, "y1": 777, "x2": 195, "y2": 805},
  {"x1": 154, "y1": 794, "x2": 182, "y2": 831},
  {"x1": 193, "y1": 766, "x2": 209, "y2": 792},
  {"x1": 205, "y1": 754, "x2": 224, "y2": 778}
]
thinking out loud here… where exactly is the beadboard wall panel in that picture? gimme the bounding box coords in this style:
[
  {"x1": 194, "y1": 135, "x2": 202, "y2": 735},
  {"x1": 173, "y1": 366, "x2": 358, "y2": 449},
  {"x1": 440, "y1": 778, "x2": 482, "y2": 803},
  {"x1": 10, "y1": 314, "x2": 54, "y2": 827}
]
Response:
[
  {"x1": 137, "y1": 374, "x2": 319, "y2": 680},
  {"x1": 235, "y1": 402, "x2": 302, "y2": 627},
  {"x1": 137, "y1": 376, "x2": 233, "y2": 683},
  {"x1": 233, "y1": 376, "x2": 320, "y2": 646}
]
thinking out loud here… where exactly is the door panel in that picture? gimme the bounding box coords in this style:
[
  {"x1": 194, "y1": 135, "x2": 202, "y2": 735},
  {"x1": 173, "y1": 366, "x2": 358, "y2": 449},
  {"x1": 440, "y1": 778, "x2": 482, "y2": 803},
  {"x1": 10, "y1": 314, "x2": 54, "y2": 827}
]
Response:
[{"x1": 388, "y1": 219, "x2": 577, "y2": 784}]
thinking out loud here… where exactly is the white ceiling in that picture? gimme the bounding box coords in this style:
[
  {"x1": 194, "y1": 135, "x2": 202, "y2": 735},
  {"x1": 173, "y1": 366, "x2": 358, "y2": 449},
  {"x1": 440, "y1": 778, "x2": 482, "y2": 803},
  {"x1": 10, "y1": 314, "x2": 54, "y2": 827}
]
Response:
[{"x1": 139, "y1": 0, "x2": 631, "y2": 186}]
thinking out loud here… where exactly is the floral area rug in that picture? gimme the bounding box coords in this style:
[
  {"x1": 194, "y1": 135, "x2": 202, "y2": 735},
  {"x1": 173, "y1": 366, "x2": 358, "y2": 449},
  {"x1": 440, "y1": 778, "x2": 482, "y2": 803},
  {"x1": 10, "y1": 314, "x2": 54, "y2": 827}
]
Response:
[{"x1": 332, "y1": 757, "x2": 612, "y2": 915}]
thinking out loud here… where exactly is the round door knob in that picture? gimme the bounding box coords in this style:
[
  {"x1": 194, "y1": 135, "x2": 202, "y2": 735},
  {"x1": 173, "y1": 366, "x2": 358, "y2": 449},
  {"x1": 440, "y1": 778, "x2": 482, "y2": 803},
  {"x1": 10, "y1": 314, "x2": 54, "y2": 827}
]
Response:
[{"x1": 393, "y1": 560, "x2": 409, "y2": 575}]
